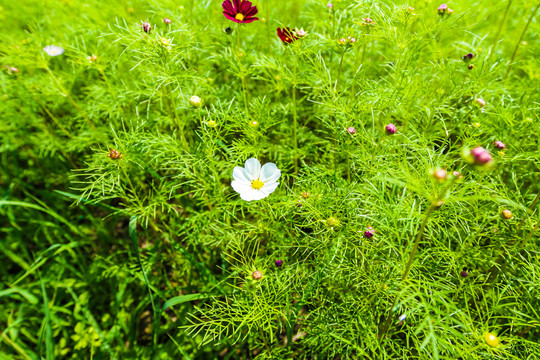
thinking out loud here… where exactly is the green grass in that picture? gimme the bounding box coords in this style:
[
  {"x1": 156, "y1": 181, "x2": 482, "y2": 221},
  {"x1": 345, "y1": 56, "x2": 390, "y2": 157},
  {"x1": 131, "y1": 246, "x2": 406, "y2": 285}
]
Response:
[{"x1": 1, "y1": 0, "x2": 539, "y2": 358}]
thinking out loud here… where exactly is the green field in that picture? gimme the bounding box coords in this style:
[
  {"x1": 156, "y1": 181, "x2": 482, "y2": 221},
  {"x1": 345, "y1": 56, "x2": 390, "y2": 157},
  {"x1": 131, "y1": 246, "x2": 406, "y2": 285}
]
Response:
[{"x1": 1, "y1": 0, "x2": 539, "y2": 358}]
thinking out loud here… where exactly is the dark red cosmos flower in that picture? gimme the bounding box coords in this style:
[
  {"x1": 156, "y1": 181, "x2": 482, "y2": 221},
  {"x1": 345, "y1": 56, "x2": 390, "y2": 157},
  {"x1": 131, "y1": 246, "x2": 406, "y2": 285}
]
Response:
[
  {"x1": 222, "y1": 0, "x2": 259, "y2": 23},
  {"x1": 277, "y1": 27, "x2": 298, "y2": 44}
]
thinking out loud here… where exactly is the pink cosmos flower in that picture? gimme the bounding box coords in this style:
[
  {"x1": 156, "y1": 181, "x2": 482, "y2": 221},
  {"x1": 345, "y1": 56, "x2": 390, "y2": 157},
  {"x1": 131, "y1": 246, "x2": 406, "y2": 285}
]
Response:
[{"x1": 222, "y1": 0, "x2": 259, "y2": 23}]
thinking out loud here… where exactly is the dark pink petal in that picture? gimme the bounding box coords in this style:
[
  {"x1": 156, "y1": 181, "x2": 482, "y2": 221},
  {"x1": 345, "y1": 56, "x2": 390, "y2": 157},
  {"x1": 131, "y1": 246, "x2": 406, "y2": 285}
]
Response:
[
  {"x1": 242, "y1": 16, "x2": 258, "y2": 23},
  {"x1": 224, "y1": 12, "x2": 241, "y2": 22},
  {"x1": 233, "y1": 0, "x2": 241, "y2": 12},
  {"x1": 244, "y1": 5, "x2": 258, "y2": 17},
  {"x1": 241, "y1": 0, "x2": 253, "y2": 12},
  {"x1": 222, "y1": 0, "x2": 234, "y2": 13}
]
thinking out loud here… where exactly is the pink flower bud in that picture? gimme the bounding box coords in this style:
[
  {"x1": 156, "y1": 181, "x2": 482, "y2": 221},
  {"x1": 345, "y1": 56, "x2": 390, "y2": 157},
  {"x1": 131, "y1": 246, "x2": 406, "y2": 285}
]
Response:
[
  {"x1": 438, "y1": 4, "x2": 448, "y2": 14},
  {"x1": 364, "y1": 227, "x2": 375, "y2": 238},
  {"x1": 347, "y1": 126, "x2": 356, "y2": 134},
  {"x1": 494, "y1": 141, "x2": 506, "y2": 149},
  {"x1": 462, "y1": 53, "x2": 475, "y2": 62},
  {"x1": 385, "y1": 123, "x2": 397, "y2": 135},
  {"x1": 471, "y1": 146, "x2": 492, "y2": 165},
  {"x1": 141, "y1": 21, "x2": 152, "y2": 33},
  {"x1": 163, "y1": 18, "x2": 172, "y2": 24},
  {"x1": 433, "y1": 169, "x2": 447, "y2": 182},
  {"x1": 475, "y1": 98, "x2": 486, "y2": 107}
]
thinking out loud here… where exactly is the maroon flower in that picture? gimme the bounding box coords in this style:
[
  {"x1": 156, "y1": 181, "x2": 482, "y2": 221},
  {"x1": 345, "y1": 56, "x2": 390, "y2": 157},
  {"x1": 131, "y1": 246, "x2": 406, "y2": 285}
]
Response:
[
  {"x1": 222, "y1": 0, "x2": 259, "y2": 23},
  {"x1": 277, "y1": 27, "x2": 298, "y2": 44}
]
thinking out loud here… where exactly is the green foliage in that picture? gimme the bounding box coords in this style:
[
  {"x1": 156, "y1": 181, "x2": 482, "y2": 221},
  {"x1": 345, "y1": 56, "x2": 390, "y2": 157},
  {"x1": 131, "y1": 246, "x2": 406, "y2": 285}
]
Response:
[{"x1": 1, "y1": 0, "x2": 539, "y2": 358}]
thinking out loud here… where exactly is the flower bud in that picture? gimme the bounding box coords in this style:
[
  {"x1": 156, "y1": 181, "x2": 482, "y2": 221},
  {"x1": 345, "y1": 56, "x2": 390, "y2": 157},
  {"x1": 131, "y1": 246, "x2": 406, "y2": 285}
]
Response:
[
  {"x1": 493, "y1": 141, "x2": 505, "y2": 149},
  {"x1": 364, "y1": 227, "x2": 375, "y2": 238},
  {"x1": 141, "y1": 21, "x2": 152, "y2": 33},
  {"x1": 502, "y1": 209, "x2": 512, "y2": 219},
  {"x1": 327, "y1": 3, "x2": 333, "y2": 8},
  {"x1": 468, "y1": 64, "x2": 474, "y2": 70},
  {"x1": 163, "y1": 17, "x2": 172, "y2": 24},
  {"x1": 362, "y1": 18, "x2": 375, "y2": 26},
  {"x1": 189, "y1": 95, "x2": 202, "y2": 108},
  {"x1": 484, "y1": 333, "x2": 499, "y2": 347},
  {"x1": 433, "y1": 169, "x2": 447, "y2": 182},
  {"x1": 326, "y1": 217, "x2": 340, "y2": 227},
  {"x1": 296, "y1": 28, "x2": 307, "y2": 37},
  {"x1": 462, "y1": 53, "x2": 475, "y2": 62},
  {"x1": 452, "y1": 171, "x2": 463, "y2": 180},
  {"x1": 437, "y1": 4, "x2": 448, "y2": 14},
  {"x1": 207, "y1": 120, "x2": 216, "y2": 127},
  {"x1": 460, "y1": 270, "x2": 469, "y2": 277},
  {"x1": 107, "y1": 149, "x2": 122, "y2": 160},
  {"x1": 475, "y1": 98, "x2": 486, "y2": 108},
  {"x1": 252, "y1": 270, "x2": 262, "y2": 280},
  {"x1": 385, "y1": 123, "x2": 397, "y2": 135},
  {"x1": 224, "y1": 26, "x2": 233, "y2": 35},
  {"x1": 301, "y1": 191, "x2": 311, "y2": 199},
  {"x1": 275, "y1": 260, "x2": 283, "y2": 267},
  {"x1": 470, "y1": 146, "x2": 492, "y2": 165},
  {"x1": 347, "y1": 126, "x2": 356, "y2": 135},
  {"x1": 5, "y1": 66, "x2": 19, "y2": 74}
]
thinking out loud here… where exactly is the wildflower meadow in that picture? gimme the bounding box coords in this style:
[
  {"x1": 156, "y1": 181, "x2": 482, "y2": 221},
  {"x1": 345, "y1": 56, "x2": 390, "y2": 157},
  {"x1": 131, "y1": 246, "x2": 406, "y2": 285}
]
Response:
[{"x1": 1, "y1": 0, "x2": 540, "y2": 358}]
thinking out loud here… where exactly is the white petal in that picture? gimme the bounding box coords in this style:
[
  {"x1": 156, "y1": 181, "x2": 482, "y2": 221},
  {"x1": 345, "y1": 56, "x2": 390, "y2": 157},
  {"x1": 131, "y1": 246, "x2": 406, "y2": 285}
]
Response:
[
  {"x1": 232, "y1": 166, "x2": 251, "y2": 183},
  {"x1": 260, "y1": 182, "x2": 279, "y2": 196},
  {"x1": 240, "y1": 188, "x2": 266, "y2": 201},
  {"x1": 231, "y1": 180, "x2": 251, "y2": 194},
  {"x1": 260, "y1": 163, "x2": 281, "y2": 183},
  {"x1": 244, "y1": 158, "x2": 261, "y2": 180}
]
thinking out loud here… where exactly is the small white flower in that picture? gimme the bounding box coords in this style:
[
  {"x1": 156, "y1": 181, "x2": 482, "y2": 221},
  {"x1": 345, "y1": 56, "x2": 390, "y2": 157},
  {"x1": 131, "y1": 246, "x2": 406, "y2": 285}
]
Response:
[
  {"x1": 43, "y1": 45, "x2": 64, "y2": 56},
  {"x1": 232, "y1": 158, "x2": 281, "y2": 201},
  {"x1": 398, "y1": 314, "x2": 407, "y2": 321}
]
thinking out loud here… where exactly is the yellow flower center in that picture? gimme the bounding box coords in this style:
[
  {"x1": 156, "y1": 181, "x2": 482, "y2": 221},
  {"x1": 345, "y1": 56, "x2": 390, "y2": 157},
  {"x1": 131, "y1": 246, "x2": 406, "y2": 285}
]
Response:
[
  {"x1": 235, "y1": 13, "x2": 245, "y2": 21},
  {"x1": 251, "y1": 178, "x2": 264, "y2": 190}
]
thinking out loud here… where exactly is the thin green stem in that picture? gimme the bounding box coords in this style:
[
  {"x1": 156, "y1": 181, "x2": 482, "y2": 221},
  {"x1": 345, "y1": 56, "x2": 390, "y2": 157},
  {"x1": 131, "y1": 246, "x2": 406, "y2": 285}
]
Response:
[
  {"x1": 292, "y1": 49, "x2": 299, "y2": 176},
  {"x1": 488, "y1": 0, "x2": 513, "y2": 62},
  {"x1": 504, "y1": 2, "x2": 540, "y2": 79},
  {"x1": 236, "y1": 26, "x2": 250, "y2": 115},
  {"x1": 402, "y1": 181, "x2": 455, "y2": 281},
  {"x1": 335, "y1": 52, "x2": 345, "y2": 92},
  {"x1": 128, "y1": 216, "x2": 159, "y2": 356},
  {"x1": 381, "y1": 181, "x2": 454, "y2": 339},
  {"x1": 488, "y1": 192, "x2": 540, "y2": 282},
  {"x1": 402, "y1": 205, "x2": 436, "y2": 281},
  {"x1": 265, "y1": 0, "x2": 270, "y2": 48},
  {"x1": 45, "y1": 66, "x2": 96, "y2": 130},
  {"x1": 369, "y1": 136, "x2": 384, "y2": 171}
]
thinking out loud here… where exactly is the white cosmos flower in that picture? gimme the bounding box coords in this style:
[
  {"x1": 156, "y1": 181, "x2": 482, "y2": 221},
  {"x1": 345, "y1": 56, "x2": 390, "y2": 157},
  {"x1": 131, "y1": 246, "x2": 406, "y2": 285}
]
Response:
[
  {"x1": 232, "y1": 158, "x2": 281, "y2": 201},
  {"x1": 43, "y1": 45, "x2": 64, "y2": 56}
]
